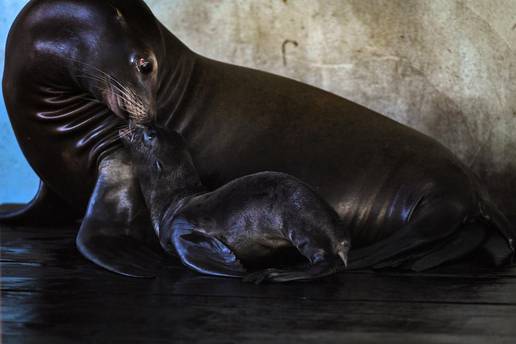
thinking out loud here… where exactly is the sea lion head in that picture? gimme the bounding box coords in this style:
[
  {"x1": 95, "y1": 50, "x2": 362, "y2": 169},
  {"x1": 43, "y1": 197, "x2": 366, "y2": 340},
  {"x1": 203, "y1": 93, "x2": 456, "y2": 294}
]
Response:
[
  {"x1": 120, "y1": 124, "x2": 199, "y2": 189},
  {"x1": 21, "y1": 0, "x2": 172, "y2": 122},
  {"x1": 76, "y1": 0, "x2": 163, "y2": 122},
  {"x1": 120, "y1": 123, "x2": 205, "y2": 233}
]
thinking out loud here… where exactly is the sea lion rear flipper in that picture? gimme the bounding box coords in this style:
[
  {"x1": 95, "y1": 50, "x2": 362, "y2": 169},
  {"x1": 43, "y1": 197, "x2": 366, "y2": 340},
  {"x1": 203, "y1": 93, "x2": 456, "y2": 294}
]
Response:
[
  {"x1": 349, "y1": 197, "x2": 467, "y2": 270},
  {"x1": 478, "y1": 200, "x2": 515, "y2": 266},
  {"x1": 76, "y1": 150, "x2": 164, "y2": 278},
  {"x1": 0, "y1": 181, "x2": 79, "y2": 226},
  {"x1": 243, "y1": 261, "x2": 340, "y2": 284},
  {"x1": 407, "y1": 222, "x2": 486, "y2": 271},
  {"x1": 171, "y1": 218, "x2": 246, "y2": 278},
  {"x1": 370, "y1": 222, "x2": 485, "y2": 271}
]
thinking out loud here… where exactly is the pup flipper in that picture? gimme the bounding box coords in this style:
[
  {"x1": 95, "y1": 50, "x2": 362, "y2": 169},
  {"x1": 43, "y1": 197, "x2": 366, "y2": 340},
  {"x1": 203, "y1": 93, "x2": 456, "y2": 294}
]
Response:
[{"x1": 171, "y1": 217, "x2": 246, "y2": 278}]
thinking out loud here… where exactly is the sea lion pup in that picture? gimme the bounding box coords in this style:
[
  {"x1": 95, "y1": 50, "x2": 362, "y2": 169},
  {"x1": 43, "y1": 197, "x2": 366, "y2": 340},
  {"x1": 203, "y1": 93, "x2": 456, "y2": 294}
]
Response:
[{"x1": 120, "y1": 125, "x2": 350, "y2": 283}]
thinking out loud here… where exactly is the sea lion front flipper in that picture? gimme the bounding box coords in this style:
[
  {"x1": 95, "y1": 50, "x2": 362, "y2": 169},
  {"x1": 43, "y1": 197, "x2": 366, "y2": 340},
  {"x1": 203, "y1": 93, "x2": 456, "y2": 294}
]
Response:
[
  {"x1": 76, "y1": 149, "x2": 164, "y2": 278},
  {"x1": 0, "y1": 181, "x2": 80, "y2": 226},
  {"x1": 243, "y1": 262, "x2": 339, "y2": 284},
  {"x1": 76, "y1": 234, "x2": 164, "y2": 278},
  {"x1": 171, "y1": 218, "x2": 246, "y2": 278}
]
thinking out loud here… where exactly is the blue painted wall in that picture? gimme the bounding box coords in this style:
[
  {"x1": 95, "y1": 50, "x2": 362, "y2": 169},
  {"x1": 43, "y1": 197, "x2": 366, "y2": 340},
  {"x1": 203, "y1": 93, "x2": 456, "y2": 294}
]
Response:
[{"x1": 1, "y1": 0, "x2": 38, "y2": 203}]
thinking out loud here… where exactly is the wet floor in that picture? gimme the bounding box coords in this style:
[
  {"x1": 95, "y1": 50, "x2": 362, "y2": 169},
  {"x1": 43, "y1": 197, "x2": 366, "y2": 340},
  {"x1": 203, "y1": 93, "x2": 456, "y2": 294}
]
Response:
[{"x1": 1, "y1": 224, "x2": 516, "y2": 343}]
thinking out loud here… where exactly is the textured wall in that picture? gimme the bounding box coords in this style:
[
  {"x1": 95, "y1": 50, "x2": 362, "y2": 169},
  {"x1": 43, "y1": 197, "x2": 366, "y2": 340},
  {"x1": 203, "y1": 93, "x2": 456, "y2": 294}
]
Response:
[
  {"x1": 148, "y1": 0, "x2": 516, "y2": 214},
  {"x1": 1, "y1": 0, "x2": 515, "y2": 214}
]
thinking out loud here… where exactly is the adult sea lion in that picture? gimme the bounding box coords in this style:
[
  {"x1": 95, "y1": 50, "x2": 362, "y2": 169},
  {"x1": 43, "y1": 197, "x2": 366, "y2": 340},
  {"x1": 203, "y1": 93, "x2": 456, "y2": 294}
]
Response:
[
  {"x1": 1, "y1": 0, "x2": 514, "y2": 276},
  {"x1": 121, "y1": 125, "x2": 351, "y2": 283}
]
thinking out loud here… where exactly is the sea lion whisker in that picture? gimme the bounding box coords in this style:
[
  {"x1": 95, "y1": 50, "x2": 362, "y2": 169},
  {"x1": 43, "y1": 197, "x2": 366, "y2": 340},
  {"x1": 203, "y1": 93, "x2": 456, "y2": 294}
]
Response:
[
  {"x1": 97, "y1": 77, "x2": 147, "y2": 115},
  {"x1": 76, "y1": 72, "x2": 146, "y2": 113},
  {"x1": 72, "y1": 75, "x2": 135, "y2": 108},
  {"x1": 117, "y1": 97, "x2": 147, "y2": 119},
  {"x1": 67, "y1": 57, "x2": 127, "y2": 90},
  {"x1": 101, "y1": 80, "x2": 149, "y2": 121},
  {"x1": 86, "y1": 68, "x2": 138, "y2": 100},
  {"x1": 118, "y1": 127, "x2": 135, "y2": 138},
  {"x1": 122, "y1": 107, "x2": 147, "y2": 122},
  {"x1": 69, "y1": 59, "x2": 128, "y2": 90},
  {"x1": 117, "y1": 99, "x2": 147, "y2": 120},
  {"x1": 116, "y1": 90, "x2": 145, "y2": 110},
  {"x1": 77, "y1": 72, "x2": 129, "y2": 99},
  {"x1": 118, "y1": 126, "x2": 140, "y2": 142},
  {"x1": 74, "y1": 63, "x2": 143, "y2": 105},
  {"x1": 104, "y1": 80, "x2": 146, "y2": 110},
  {"x1": 114, "y1": 90, "x2": 145, "y2": 110},
  {"x1": 75, "y1": 68, "x2": 149, "y2": 121}
]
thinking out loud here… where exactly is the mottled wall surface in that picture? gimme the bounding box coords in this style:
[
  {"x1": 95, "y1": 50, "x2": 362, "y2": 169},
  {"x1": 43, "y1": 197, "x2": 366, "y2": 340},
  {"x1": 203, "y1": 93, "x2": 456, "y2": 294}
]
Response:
[{"x1": 148, "y1": 0, "x2": 516, "y2": 214}]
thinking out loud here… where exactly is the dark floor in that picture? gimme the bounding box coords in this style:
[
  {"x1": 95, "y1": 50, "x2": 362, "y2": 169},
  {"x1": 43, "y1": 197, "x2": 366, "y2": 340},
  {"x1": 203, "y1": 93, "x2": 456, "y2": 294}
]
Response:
[{"x1": 1, "y1": 224, "x2": 516, "y2": 344}]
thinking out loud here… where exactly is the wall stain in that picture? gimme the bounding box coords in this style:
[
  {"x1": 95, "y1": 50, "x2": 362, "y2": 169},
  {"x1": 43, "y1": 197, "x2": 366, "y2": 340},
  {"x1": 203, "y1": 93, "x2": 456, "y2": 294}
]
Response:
[{"x1": 281, "y1": 39, "x2": 298, "y2": 66}]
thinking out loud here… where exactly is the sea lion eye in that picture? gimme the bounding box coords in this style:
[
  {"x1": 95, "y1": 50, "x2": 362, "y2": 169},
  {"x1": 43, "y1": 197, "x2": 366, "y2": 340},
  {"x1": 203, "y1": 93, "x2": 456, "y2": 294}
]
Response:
[
  {"x1": 143, "y1": 129, "x2": 156, "y2": 142},
  {"x1": 136, "y1": 57, "x2": 153, "y2": 74}
]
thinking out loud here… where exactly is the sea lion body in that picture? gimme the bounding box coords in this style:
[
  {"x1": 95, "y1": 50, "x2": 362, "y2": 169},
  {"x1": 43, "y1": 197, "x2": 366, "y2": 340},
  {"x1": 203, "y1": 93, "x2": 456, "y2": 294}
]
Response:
[
  {"x1": 176, "y1": 58, "x2": 475, "y2": 245},
  {"x1": 1, "y1": 0, "x2": 514, "y2": 276},
  {"x1": 122, "y1": 126, "x2": 351, "y2": 282}
]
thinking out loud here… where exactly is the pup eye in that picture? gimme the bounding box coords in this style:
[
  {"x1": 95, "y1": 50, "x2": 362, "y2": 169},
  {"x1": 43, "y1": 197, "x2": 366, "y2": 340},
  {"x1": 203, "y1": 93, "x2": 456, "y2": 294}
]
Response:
[
  {"x1": 143, "y1": 129, "x2": 156, "y2": 142},
  {"x1": 136, "y1": 57, "x2": 153, "y2": 74}
]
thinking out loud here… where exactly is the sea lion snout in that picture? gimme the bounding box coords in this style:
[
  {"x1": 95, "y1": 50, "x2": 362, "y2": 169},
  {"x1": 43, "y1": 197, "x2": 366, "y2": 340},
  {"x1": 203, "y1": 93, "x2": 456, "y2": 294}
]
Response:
[
  {"x1": 102, "y1": 62, "x2": 157, "y2": 123},
  {"x1": 119, "y1": 124, "x2": 156, "y2": 161},
  {"x1": 130, "y1": 125, "x2": 157, "y2": 142}
]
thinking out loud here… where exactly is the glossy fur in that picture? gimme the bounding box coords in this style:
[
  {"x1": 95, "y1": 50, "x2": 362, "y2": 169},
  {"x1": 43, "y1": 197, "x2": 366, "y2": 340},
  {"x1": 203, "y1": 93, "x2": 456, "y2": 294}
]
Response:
[
  {"x1": 122, "y1": 126, "x2": 350, "y2": 283},
  {"x1": 1, "y1": 0, "x2": 514, "y2": 276}
]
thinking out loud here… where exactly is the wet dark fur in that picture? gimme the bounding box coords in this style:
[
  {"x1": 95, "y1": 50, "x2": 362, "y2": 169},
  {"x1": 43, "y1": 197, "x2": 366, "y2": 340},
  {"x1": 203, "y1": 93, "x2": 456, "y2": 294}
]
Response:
[{"x1": 122, "y1": 126, "x2": 350, "y2": 283}]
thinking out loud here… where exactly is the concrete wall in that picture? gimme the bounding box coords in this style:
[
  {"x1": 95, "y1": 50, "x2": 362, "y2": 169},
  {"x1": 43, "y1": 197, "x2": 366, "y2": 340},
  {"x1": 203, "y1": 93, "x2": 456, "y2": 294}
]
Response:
[
  {"x1": 1, "y1": 0, "x2": 515, "y2": 213},
  {"x1": 148, "y1": 0, "x2": 516, "y2": 214}
]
